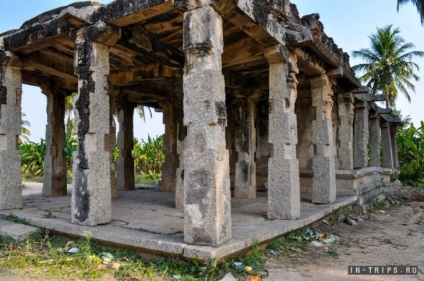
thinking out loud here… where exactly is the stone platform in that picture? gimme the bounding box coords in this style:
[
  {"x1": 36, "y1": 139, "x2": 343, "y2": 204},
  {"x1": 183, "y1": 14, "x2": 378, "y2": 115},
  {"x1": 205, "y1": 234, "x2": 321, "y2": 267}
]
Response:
[{"x1": 0, "y1": 187, "x2": 356, "y2": 260}]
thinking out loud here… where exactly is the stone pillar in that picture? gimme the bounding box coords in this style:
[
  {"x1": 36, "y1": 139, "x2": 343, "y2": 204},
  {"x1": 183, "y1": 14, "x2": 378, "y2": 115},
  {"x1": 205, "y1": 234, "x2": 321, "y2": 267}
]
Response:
[
  {"x1": 390, "y1": 125, "x2": 400, "y2": 169},
  {"x1": 161, "y1": 99, "x2": 178, "y2": 193},
  {"x1": 71, "y1": 25, "x2": 118, "y2": 226},
  {"x1": 0, "y1": 52, "x2": 22, "y2": 210},
  {"x1": 369, "y1": 114, "x2": 381, "y2": 167},
  {"x1": 183, "y1": 6, "x2": 232, "y2": 246},
  {"x1": 337, "y1": 93, "x2": 354, "y2": 170},
  {"x1": 42, "y1": 88, "x2": 67, "y2": 197},
  {"x1": 310, "y1": 75, "x2": 336, "y2": 204},
  {"x1": 234, "y1": 96, "x2": 256, "y2": 199},
  {"x1": 108, "y1": 93, "x2": 117, "y2": 199},
  {"x1": 353, "y1": 101, "x2": 369, "y2": 169},
  {"x1": 381, "y1": 121, "x2": 394, "y2": 169},
  {"x1": 265, "y1": 46, "x2": 300, "y2": 219},
  {"x1": 175, "y1": 95, "x2": 186, "y2": 210},
  {"x1": 117, "y1": 101, "x2": 135, "y2": 191}
]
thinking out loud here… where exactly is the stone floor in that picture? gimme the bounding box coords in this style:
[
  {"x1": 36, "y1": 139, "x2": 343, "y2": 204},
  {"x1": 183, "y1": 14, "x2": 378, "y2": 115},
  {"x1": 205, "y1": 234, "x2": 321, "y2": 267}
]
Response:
[{"x1": 1, "y1": 183, "x2": 357, "y2": 260}]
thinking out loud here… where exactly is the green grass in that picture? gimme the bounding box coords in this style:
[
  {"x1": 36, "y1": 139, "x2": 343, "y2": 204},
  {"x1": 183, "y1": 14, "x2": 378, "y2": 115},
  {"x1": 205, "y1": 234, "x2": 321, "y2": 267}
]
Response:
[{"x1": 135, "y1": 174, "x2": 160, "y2": 187}]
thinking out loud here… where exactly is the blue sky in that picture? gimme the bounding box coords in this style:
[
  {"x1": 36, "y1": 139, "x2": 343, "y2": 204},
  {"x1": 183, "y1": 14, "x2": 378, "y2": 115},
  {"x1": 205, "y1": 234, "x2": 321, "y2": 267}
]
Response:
[{"x1": 1, "y1": 1, "x2": 423, "y2": 141}]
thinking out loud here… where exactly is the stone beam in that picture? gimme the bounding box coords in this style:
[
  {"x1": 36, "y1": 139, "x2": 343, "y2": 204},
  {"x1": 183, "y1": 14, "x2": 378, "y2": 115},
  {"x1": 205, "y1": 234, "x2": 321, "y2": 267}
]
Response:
[
  {"x1": 222, "y1": 37, "x2": 264, "y2": 69},
  {"x1": 182, "y1": 6, "x2": 232, "y2": 246},
  {"x1": 265, "y1": 45, "x2": 300, "y2": 219},
  {"x1": 109, "y1": 64, "x2": 181, "y2": 86},
  {"x1": 370, "y1": 102, "x2": 392, "y2": 114},
  {"x1": 293, "y1": 48, "x2": 326, "y2": 76},
  {"x1": 42, "y1": 87, "x2": 67, "y2": 197},
  {"x1": 355, "y1": 93, "x2": 387, "y2": 102},
  {"x1": 380, "y1": 113, "x2": 402, "y2": 125},
  {"x1": 0, "y1": 52, "x2": 22, "y2": 210},
  {"x1": 310, "y1": 74, "x2": 336, "y2": 203}
]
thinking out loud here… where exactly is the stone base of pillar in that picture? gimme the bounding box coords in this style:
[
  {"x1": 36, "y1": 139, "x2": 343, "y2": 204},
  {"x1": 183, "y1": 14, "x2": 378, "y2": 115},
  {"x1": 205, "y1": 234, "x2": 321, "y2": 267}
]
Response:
[
  {"x1": 268, "y1": 158, "x2": 300, "y2": 219},
  {"x1": 312, "y1": 155, "x2": 336, "y2": 203},
  {"x1": 0, "y1": 151, "x2": 22, "y2": 210}
]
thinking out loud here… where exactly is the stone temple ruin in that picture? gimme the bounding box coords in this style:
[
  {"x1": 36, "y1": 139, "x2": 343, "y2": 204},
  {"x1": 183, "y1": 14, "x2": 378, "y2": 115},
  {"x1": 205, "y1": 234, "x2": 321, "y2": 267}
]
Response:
[{"x1": 0, "y1": 0, "x2": 402, "y2": 258}]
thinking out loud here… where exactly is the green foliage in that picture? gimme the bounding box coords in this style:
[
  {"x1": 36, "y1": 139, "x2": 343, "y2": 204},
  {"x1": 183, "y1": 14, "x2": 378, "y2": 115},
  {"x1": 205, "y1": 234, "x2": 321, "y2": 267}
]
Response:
[
  {"x1": 352, "y1": 25, "x2": 424, "y2": 106},
  {"x1": 132, "y1": 135, "x2": 164, "y2": 176},
  {"x1": 20, "y1": 140, "x2": 46, "y2": 177},
  {"x1": 397, "y1": 122, "x2": 424, "y2": 186}
]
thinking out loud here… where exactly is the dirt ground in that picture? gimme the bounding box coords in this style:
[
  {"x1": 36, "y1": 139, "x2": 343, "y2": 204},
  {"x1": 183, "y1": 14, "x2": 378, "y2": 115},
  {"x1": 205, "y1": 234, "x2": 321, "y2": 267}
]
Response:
[{"x1": 266, "y1": 190, "x2": 424, "y2": 281}]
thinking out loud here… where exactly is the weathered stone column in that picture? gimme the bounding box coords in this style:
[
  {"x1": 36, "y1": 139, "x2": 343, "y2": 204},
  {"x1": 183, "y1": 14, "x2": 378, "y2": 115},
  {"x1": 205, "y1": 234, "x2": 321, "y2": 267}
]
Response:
[
  {"x1": 0, "y1": 52, "x2": 22, "y2": 210},
  {"x1": 369, "y1": 113, "x2": 381, "y2": 167},
  {"x1": 160, "y1": 99, "x2": 178, "y2": 193},
  {"x1": 310, "y1": 75, "x2": 336, "y2": 203},
  {"x1": 234, "y1": 96, "x2": 257, "y2": 199},
  {"x1": 265, "y1": 46, "x2": 300, "y2": 219},
  {"x1": 117, "y1": 100, "x2": 135, "y2": 191},
  {"x1": 183, "y1": 6, "x2": 232, "y2": 246},
  {"x1": 390, "y1": 125, "x2": 400, "y2": 169},
  {"x1": 381, "y1": 121, "x2": 394, "y2": 169},
  {"x1": 353, "y1": 101, "x2": 369, "y2": 169},
  {"x1": 42, "y1": 88, "x2": 67, "y2": 197},
  {"x1": 337, "y1": 93, "x2": 354, "y2": 170},
  {"x1": 71, "y1": 24, "x2": 119, "y2": 226},
  {"x1": 175, "y1": 96, "x2": 186, "y2": 210}
]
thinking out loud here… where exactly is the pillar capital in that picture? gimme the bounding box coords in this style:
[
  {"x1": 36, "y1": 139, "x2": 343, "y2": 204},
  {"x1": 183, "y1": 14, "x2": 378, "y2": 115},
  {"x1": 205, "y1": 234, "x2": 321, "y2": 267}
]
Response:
[{"x1": 0, "y1": 51, "x2": 21, "y2": 68}]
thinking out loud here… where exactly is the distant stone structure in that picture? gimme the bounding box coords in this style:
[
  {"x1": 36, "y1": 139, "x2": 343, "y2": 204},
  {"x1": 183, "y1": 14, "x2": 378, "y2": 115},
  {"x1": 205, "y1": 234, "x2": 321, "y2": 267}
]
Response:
[{"x1": 0, "y1": 0, "x2": 401, "y2": 247}]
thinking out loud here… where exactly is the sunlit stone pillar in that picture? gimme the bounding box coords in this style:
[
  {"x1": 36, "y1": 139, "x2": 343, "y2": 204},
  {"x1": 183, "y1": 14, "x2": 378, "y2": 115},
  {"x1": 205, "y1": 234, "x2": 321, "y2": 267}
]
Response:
[
  {"x1": 310, "y1": 74, "x2": 336, "y2": 203},
  {"x1": 265, "y1": 46, "x2": 300, "y2": 219},
  {"x1": 71, "y1": 24, "x2": 119, "y2": 226},
  {"x1": 183, "y1": 6, "x2": 232, "y2": 246},
  {"x1": 390, "y1": 125, "x2": 400, "y2": 169},
  {"x1": 43, "y1": 88, "x2": 67, "y2": 197},
  {"x1": 0, "y1": 52, "x2": 22, "y2": 210}
]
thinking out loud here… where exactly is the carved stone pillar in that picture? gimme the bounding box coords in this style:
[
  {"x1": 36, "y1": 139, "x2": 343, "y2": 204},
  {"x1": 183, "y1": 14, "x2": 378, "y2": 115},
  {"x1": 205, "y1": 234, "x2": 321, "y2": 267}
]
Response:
[
  {"x1": 71, "y1": 24, "x2": 119, "y2": 226},
  {"x1": 353, "y1": 101, "x2": 369, "y2": 169},
  {"x1": 43, "y1": 88, "x2": 67, "y2": 197},
  {"x1": 117, "y1": 100, "x2": 135, "y2": 191},
  {"x1": 369, "y1": 113, "x2": 381, "y2": 167},
  {"x1": 381, "y1": 121, "x2": 394, "y2": 169},
  {"x1": 265, "y1": 46, "x2": 300, "y2": 219},
  {"x1": 0, "y1": 52, "x2": 22, "y2": 210},
  {"x1": 310, "y1": 74, "x2": 336, "y2": 204},
  {"x1": 160, "y1": 99, "x2": 179, "y2": 193},
  {"x1": 182, "y1": 6, "x2": 232, "y2": 246},
  {"x1": 234, "y1": 96, "x2": 257, "y2": 199},
  {"x1": 337, "y1": 93, "x2": 354, "y2": 170},
  {"x1": 175, "y1": 95, "x2": 186, "y2": 210}
]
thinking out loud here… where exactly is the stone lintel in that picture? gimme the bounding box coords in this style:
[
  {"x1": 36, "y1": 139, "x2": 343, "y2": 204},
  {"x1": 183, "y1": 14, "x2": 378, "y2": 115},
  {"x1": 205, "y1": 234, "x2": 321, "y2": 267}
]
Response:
[
  {"x1": 380, "y1": 113, "x2": 402, "y2": 125},
  {"x1": 355, "y1": 93, "x2": 386, "y2": 102},
  {"x1": 327, "y1": 66, "x2": 343, "y2": 78},
  {"x1": 370, "y1": 102, "x2": 392, "y2": 114}
]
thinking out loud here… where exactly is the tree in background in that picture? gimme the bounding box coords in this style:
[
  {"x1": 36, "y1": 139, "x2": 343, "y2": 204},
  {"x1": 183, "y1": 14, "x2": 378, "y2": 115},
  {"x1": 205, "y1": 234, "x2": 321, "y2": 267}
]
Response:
[
  {"x1": 397, "y1": 0, "x2": 424, "y2": 24},
  {"x1": 20, "y1": 112, "x2": 31, "y2": 142},
  {"x1": 352, "y1": 25, "x2": 424, "y2": 106}
]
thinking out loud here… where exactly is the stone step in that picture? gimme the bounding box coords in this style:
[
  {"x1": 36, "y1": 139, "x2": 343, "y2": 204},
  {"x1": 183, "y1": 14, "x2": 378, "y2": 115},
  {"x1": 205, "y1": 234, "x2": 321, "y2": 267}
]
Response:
[
  {"x1": 264, "y1": 269, "x2": 305, "y2": 281},
  {"x1": 0, "y1": 219, "x2": 39, "y2": 242}
]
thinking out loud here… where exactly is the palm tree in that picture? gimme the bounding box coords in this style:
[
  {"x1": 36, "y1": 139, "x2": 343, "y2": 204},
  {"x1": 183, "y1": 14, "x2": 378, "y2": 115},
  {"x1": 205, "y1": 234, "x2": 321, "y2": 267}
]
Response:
[
  {"x1": 352, "y1": 25, "x2": 424, "y2": 107},
  {"x1": 397, "y1": 0, "x2": 424, "y2": 24},
  {"x1": 65, "y1": 93, "x2": 77, "y2": 135},
  {"x1": 21, "y1": 112, "x2": 31, "y2": 142},
  {"x1": 136, "y1": 105, "x2": 152, "y2": 122}
]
